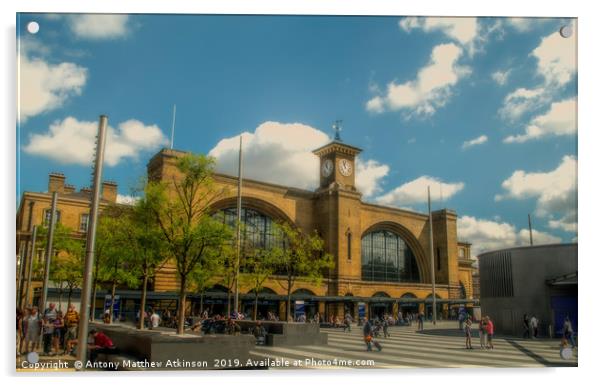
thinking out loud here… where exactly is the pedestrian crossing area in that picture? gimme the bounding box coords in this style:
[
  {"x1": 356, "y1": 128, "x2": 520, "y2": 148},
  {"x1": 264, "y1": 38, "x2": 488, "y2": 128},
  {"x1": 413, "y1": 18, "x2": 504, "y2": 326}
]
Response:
[{"x1": 249, "y1": 324, "x2": 578, "y2": 369}]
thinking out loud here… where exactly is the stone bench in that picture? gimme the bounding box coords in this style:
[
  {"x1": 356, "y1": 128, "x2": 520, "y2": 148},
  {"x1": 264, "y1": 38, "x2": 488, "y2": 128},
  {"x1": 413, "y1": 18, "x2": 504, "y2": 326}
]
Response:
[
  {"x1": 93, "y1": 323, "x2": 255, "y2": 370},
  {"x1": 235, "y1": 320, "x2": 328, "y2": 347}
]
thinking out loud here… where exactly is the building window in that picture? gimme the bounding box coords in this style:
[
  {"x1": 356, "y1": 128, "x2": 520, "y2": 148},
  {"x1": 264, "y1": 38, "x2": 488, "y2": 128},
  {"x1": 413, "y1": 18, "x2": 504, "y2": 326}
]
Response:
[
  {"x1": 458, "y1": 247, "x2": 465, "y2": 258},
  {"x1": 214, "y1": 207, "x2": 284, "y2": 250},
  {"x1": 347, "y1": 231, "x2": 352, "y2": 260},
  {"x1": 43, "y1": 209, "x2": 61, "y2": 225},
  {"x1": 80, "y1": 213, "x2": 89, "y2": 232},
  {"x1": 361, "y1": 230, "x2": 420, "y2": 283}
]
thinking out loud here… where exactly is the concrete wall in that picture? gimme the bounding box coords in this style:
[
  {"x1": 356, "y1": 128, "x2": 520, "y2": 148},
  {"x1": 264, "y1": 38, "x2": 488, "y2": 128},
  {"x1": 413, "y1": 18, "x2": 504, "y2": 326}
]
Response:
[{"x1": 479, "y1": 244, "x2": 577, "y2": 336}]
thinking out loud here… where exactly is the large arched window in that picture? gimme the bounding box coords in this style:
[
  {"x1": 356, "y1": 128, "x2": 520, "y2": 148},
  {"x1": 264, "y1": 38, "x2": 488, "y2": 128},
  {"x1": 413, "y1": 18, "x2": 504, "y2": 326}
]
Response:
[
  {"x1": 214, "y1": 207, "x2": 283, "y2": 250},
  {"x1": 361, "y1": 230, "x2": 420, "y2": 283}
]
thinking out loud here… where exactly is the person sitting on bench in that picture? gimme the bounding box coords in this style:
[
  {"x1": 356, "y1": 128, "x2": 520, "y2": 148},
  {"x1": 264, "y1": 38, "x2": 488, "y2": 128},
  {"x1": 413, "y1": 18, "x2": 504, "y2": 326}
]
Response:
[{"x1": 88, "y1": 328, "x2": 118, "y2": 362}]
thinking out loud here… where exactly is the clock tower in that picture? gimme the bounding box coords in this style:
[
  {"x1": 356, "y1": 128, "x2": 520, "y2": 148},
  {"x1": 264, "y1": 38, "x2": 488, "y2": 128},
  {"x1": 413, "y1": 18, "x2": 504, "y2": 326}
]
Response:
[{"x1": 313, "y1": 141, "x2": 362, "y2": 191}]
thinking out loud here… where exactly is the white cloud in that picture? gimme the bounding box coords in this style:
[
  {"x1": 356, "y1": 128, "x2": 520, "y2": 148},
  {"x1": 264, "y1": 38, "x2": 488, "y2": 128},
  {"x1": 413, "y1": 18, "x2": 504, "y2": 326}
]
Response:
[
  {"x1": 68, "y1": 15, "x2": 131, "y2": 40},
  {"x1": 18, "y1": 41, "x2": 88, "y2": 122},
  {"x1": 532, "y1": 24, "x2": 577, "y2": 87},
  {"x1": 457, "y1": 215, "x2": 562, "y2": 256},
  {"x1": 503, "y1": 98, "x2": 576, "y2": 143},
  {"x1": 399, "y1": 17, "x2": 479, "y2": 54},
  {"x1": 497, "y1": 155, "x2": 577, "y2": 233},
  {"x1": 366, "y1": 43, "x2": 470, "y2": 118},
  {"x1": 491, "y1": 69, "x2": 511, "y2": 85},
  {"x1": 375, "y1": 176, "x2": 464, "y2": 207},
  {"x1": 116, "y1": 194, "x2": 140, "y2": 206},
  {"x1": 498, "y1": 23, "x2": 576, "y2": 122},
  {"x1": 462, "y1": 135, "x2": 488, "y2": 149},
  {"x1": 506, "y1": 18, "x2": 536, "y2": 32},
  {"x1": 355, "y1": 159, "x2": 390, "y2": 198},
  {"x1": 498, "y1": 87, "x2": 548, "y2": 122},
  {"x1": 23, "y1": 116, "x2": 168, "y2": 166},
  {"x1": 208, "y1": 121, "x2": 389, "y2": 197}
]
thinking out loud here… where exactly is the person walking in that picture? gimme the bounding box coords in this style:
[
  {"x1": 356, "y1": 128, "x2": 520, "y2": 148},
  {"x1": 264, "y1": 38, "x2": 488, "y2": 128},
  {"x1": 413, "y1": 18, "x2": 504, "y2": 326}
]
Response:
[
  {"x1": 52, "y1": 311, "x2": 64, "y2": 355},
  {"x1": 41, "y1": 314, "x2": 54, "y2": 355},
  {"x1": 563, "y1": 316, "x2": 576, "y2": 348},
  {"x1": 23, "y1": 306, "x2": 41, "y2": 354},
  {"x1": 363, "y1": 319, "x2": 373, "y2": 351},
  {"x1": 343, "y1": 312, "x2": 352, "y2": 333},
  {"x1": 417, "y1": 311, "x2": 424, "y2": 331},
  {"x1": 464, "y1": 317, "x2": 473, "y2": 349},
  {"x1": 485, "y1": 316, "x2": 494, "y2": 350},
  {"x1": 479, "y1": 317, "x2": 487, "y2": 349},
  {"x1": 63, "y1": 303, "x2": 79, "y2": 355},
  {"x1": 530, "y1": 315, "x2": 539, "y2": 339},
  {"x1": 522, "y1": 314, "x2": 530, "y2": 339},
  {"x1": 150, "y1": 309, "x2": 161, "y2": 329}
]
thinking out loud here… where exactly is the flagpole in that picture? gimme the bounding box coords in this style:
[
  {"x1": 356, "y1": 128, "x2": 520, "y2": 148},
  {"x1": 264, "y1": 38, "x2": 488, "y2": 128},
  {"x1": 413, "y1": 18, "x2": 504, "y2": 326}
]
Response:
[
  {"x1": 428, "y1": 186, "x2": 437, "y2": 325},
  {"x1": 234, "y1": 135, "x2": 243, "y2": 315}
]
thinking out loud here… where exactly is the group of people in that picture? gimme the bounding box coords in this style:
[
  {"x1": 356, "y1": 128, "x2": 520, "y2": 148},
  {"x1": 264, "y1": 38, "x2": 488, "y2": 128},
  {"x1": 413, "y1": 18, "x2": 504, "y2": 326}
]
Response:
[
  {"x1": 17, "y1": 303, "x2": 80, "y2": 357},
  {"x1": 463, "y1": 315, "x2": 495, "y2": 350}
]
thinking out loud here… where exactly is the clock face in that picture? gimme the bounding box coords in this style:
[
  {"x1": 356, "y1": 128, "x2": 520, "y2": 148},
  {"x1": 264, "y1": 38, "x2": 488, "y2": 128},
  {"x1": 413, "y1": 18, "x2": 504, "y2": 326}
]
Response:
[
  {"x1": 321, "y1": 159, "x2": 333, "y2": 177},
  {"x1": 338, "y1": 158, "x2": 352, "y2": 176}
]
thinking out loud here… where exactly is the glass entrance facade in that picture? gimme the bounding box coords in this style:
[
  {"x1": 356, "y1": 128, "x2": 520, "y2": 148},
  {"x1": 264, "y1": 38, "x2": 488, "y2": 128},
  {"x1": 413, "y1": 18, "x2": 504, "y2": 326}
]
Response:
[{"x1": 361, "y1": 230, "x2": 420, "y2": 283}]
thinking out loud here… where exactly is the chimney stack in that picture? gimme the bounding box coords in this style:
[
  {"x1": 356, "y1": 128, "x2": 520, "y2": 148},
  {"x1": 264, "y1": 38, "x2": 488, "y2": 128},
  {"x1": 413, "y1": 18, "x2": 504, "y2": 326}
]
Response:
[
  {"x1": 102, "y1": 181, "x2": 118, "y2": 203},
  {"x1": 48, "y1": 172, "x2": 65, "y2": 193},
  {"x1": 63, "y1": 184, "x2": 76, "y2": 194}
]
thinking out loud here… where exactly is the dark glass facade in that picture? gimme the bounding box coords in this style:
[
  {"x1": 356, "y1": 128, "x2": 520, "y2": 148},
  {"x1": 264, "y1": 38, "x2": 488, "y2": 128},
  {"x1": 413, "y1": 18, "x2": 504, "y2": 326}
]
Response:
[
  {"x1": 215, "y1": 207, "x2": 284, "y2": 250},
  {"x1": 361, "y1": 230, "x2": 420, "y2": 283}
]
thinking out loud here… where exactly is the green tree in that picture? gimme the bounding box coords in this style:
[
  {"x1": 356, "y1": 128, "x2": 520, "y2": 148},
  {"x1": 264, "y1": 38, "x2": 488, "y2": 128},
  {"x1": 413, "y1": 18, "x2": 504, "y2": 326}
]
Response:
[
  {"x1": 274, "y1": 222, "x2": 334, "y2": 322},
  {"x1": 121, "y1": 198, "x2": 170, "y2": 329},
  {"x1": 145, "y1": 154, "x2": 233, "y2": 334},
  {"x1": 35, "y1": 223, "x2": 84, "y2": 310},
  {"x1": 96, "y1": 211, "x2": 140, "y2": 323},
  {"x1": 242, "y1": 244, "x2": 280, "y2": 320}
]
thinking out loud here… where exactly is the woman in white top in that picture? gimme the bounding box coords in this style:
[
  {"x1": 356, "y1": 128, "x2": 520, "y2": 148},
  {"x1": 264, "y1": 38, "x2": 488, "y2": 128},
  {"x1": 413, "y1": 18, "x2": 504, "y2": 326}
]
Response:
[{"x1": 24, "y1": 307, "x2": 41, "y2": 353}]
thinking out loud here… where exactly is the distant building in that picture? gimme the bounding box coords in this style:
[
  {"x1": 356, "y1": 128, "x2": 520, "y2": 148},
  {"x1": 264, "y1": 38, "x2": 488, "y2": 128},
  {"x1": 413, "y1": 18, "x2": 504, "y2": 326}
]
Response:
[
  {"x1": 478, "y1": 243, "x2": 577, "y2": 337},
  {"x1": 16, "y1": 172, "x2": 119, "y2": 307},
  {"x1": 148, "y1": 138, "x2": 478, "y2": 320}
]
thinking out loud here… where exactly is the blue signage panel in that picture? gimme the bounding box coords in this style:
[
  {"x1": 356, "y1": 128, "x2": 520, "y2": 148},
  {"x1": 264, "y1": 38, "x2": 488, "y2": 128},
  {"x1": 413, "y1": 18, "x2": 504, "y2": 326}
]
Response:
[
  {"x1": 358, "y1": 302, "x2": 366, "y2": 318},
  {"x1": 294, "y1": 300, "x2": 305, "y2": 319}
]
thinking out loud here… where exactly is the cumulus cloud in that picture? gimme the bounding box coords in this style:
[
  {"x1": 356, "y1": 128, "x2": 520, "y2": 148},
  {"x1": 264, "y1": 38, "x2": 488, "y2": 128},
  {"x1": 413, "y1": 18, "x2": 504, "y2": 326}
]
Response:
[
  {"x1": 366, "y1": 43, "x2": 470, "y2": 118},
  {"x1": 498, "y1": 22, "x2": 576, "y2": 123},
  {"x1": 355, "y1": 159, "x2": 390, "y2": 198},
  {"x1": 491, "y1": 69, "x2": 511, "y2": 85},
  {"x1": 532, "y1": 24, "x2": 577, "y2": 87},
  {"x1": 457, "y1": 215, "x2": 562, "y2": 256},
  {"x1": 18, "y1": 40, "x2": 88, "y2": 122},
  {"x1": 375, "y1": 176, "x2": 464, "y2": 207},
  {"x1": 116, "y1": 194, "x2": 140, "y2": 206},
  {"x1": 23, "y1": 116, "x2": 168, "y2": 166},
  {"x1": 503, "y1": 98, "x2": 576, "y2": 143},
  {"x1": 496, "y1": 155, "x2": 577, "y2": 233},
  {"x1": 399, "y1": 17, "x2": 479, "y2": 55},
  {"x1": 68, "y1": 14, "x2": 131, "y2": 40},
  {"x1": 462, "y1": 135, "x2": 488, "y2": 149},
  {"x1": 498, "y1": 87, "x2": 548, "y2": 122},
  {"x1": 208, "y1": 121, "x2": 389, "y2": 198}
]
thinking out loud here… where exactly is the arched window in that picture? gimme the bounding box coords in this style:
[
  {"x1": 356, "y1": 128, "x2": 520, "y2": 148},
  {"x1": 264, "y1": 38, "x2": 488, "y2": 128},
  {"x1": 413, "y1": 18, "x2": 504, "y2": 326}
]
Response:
[
  {"x1": 214, "y1": 207, "x2": 283, "y2": 250},
  {"x1": 361, "y1": 230, "x2": 420, "y2": 283}
]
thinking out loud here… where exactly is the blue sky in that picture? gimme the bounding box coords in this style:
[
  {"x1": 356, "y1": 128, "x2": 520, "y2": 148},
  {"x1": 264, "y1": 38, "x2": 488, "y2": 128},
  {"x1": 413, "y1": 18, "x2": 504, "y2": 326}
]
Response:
[{"x1": 16, "y1": 14, "x2": 577, "y2": 255}]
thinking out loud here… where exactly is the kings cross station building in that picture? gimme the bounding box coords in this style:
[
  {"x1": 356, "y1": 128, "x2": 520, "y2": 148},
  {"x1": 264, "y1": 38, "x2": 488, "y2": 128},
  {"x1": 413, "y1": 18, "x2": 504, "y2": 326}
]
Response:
[{"x1": 17, "y1": 136, "x2": 477, "y2": 322}]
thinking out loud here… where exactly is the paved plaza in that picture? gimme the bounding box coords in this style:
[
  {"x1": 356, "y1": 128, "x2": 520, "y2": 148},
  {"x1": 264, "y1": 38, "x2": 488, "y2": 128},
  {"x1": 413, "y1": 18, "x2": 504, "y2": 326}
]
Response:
[{"x1": 250, "y1": 321, "x2": 578, "y2": 369}]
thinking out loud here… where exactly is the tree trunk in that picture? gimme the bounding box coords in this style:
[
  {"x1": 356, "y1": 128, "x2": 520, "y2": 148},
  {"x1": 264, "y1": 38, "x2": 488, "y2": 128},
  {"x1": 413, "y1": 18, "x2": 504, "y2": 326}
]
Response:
[
  {"x1": 286, "y1": 287, "x2": 292, "y2": 323},
  {"x1": 139, "y1": 274, "x2": 149, "y2": 330},
  {"x1": 254, "y1": 291, "x2": 259, "y2": 321},
  {"x1": 58, "y1": 287, "x2": 63, "y2": 312},
  {"x1": 68, "y1": 287, "x2": 73, "y2": 308},
  {"x1": 177, "y1": 275, "x2": 187, "y2": 335},
  {"x1": 200, "y1": 292, "x2": 204, "y2": 314},
  {"x1": 110, "y1": 280, "x2": 117, "y2": 324},
  {"x1": 227, "y1": 290, "x2": 231, "y2": 319}
]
